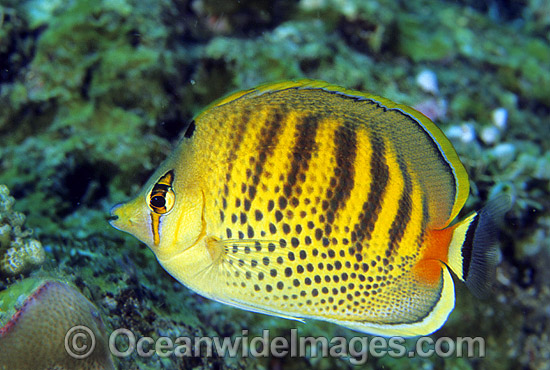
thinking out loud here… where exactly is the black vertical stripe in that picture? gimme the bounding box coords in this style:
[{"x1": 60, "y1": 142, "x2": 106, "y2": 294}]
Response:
[
  {"x1": 225, "y1": 109, "x2": 251, "y2": 183},
  {"x1": 461, "y1": 214, "x2": 479, "y2": 281},
  {"x1": 385, "y1": 158, "x2": 413, "y2": 259},
  {"x1": 415, "y1": 196, "x2": 430, "y2": 249},
  {"x1": 352, "y1": 135, "x2": 389, "y2": 245},
  {"x1": 282, "y1": 114, "x2": 319, "y2": 198},
  {"x1": 248, "y1": 107, "x2": 286, "y2": 202},
  {"x1": 184, "y1": 120, "x2": 196, "y2": 138},
  {"x1": 326, "y1": 123, "x2": 357, "y2": 220}
]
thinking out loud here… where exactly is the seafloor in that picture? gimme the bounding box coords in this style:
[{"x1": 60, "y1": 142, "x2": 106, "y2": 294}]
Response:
[{"x1": 0, "y1": 0, "x2": 549, "y2": 369}]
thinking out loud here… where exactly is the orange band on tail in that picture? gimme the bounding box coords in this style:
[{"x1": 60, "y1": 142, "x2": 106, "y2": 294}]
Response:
[{"x1": 414, "y1": 227, "x2": 453, "y2": 285}]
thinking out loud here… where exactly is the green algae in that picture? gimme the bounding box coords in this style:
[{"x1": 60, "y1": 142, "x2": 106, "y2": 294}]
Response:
[{"x1": 0, "y1": 277, "x2": 44, "y2": 327}]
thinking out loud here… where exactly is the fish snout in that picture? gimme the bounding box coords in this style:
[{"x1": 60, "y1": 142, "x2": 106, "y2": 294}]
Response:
[{"x1": 107, "y1": 204, "x2": 122, "y2": 228}]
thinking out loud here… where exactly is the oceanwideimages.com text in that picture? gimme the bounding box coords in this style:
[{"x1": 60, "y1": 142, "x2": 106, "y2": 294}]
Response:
[{"x1": 65, "y1": 327, "x2": 485, "y2": 365}]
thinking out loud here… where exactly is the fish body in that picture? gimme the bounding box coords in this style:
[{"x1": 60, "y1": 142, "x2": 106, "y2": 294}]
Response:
[{"x1": 110, "y1": 80, "x2": 501, "y2": 336}]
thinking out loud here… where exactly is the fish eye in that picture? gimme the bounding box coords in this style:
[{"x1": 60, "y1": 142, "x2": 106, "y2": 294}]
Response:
[
  {"x1": 148, "y1": 188, "x2": 175, "y2": 214},
  {"x1": 150, "y1": 195, "x2": 166, "y2": 208},
  {"x1": 147, "y1": 170, "x2": 175, "y2": 214}
]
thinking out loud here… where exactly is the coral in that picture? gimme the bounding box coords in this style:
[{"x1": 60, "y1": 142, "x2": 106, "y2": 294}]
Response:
[
  {"x1": 0, "y1": 277, "x2": 115, "y2": 370},
  {"x1": 0, "y1": 0, "x2": 173, "y2": 238},
  {"x1": 0, "y1": 185, "x2": 44, "y2": 276}
]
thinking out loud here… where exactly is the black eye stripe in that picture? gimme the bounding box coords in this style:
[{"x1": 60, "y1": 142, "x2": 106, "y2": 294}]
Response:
[
  {"x1": 153, "y1": 184, "x2": 170, "y2": 192},
  {"x1": 151, "y1": 189, "x2": 168, "y2": 200},
  {"x1": 148, "y1": 170, "x2": 176, "y2": 215}
]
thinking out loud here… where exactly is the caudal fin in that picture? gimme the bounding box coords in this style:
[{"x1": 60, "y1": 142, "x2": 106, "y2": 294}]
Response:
[{"x1": 446, "y1": 196, "x2": 510, "y2": 298}]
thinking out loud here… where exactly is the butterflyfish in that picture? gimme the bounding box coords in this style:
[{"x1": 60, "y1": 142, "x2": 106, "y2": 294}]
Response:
[{"x1": 110, "y1": 80, "x2": 504, "y2": 337}]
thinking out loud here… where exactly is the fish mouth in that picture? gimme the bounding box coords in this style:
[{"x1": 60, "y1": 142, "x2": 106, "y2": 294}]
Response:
[
  {"x1": 107, "y1": 204, "x2": 122, "y2": 228},
  {"x1": 107, "y1": 214, "x2": 119, "y2": 222}
]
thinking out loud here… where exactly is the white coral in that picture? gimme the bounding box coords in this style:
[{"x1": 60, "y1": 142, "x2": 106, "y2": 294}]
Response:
[{"x1": 0, "y1": 184, "x2": 45, "y2": 276}]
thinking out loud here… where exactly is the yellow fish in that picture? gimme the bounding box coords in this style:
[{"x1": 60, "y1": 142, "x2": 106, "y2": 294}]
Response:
[{"x1": 110, "y1": 80, "x2": 503, "y2": 337}]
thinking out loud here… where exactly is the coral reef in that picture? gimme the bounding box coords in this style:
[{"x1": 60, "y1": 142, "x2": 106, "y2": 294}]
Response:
[
  {"x1": 0, "y1": 185, "x2": 44, "y2": 276},
  {"x1": 0, "y1": 277, "x2": 115, "y2": 370}
]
